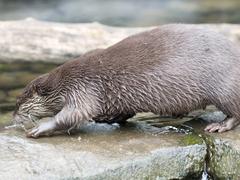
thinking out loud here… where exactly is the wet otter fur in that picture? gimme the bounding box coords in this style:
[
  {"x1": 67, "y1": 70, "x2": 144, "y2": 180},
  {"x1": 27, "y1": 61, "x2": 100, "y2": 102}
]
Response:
[{"x1": 14, "y1": 24, "x2": 240, "y2": 138}]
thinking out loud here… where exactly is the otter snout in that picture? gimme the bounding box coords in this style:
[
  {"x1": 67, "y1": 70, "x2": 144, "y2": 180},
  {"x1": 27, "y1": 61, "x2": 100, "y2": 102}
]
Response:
[
  {"x1": 12, "y1": 112, "x2": 38, "y2": 130},
  {"x1": 13, "y1": 113, "x2": 30, "y2": 124}
]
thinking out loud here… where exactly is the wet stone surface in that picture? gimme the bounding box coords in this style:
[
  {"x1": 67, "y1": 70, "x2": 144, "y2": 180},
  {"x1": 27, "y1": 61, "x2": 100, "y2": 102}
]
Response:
[
  {"x1": 206, "y1": 127, "x2": 240, "y2": 179},
  {"x1": 0, "y1": 110, "x2": 240, "y2": 179},
  {"x1": 0, "y1": 112, "x2": 206, "y2": 180}
]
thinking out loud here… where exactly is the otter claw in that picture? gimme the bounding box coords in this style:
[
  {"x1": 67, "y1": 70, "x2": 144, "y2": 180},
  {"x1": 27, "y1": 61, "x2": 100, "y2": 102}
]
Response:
[
  {"x1": 26, "y1": 120, "x2": 57, "y2": 138},
  {"x1": 26, "y1": 127, "x2": 41, "y2": 138}
]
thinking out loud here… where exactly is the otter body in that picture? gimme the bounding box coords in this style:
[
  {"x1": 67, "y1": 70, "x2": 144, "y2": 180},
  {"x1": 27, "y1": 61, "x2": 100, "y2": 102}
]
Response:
[{"x1": 14, "y1": 24, "x2": 240, "y2": 137}]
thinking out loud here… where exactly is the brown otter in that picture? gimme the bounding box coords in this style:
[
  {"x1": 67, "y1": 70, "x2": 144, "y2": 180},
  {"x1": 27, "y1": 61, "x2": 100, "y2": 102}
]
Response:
[{"x1": 13, "y1": 24, "x2": 240, "y2": 138}]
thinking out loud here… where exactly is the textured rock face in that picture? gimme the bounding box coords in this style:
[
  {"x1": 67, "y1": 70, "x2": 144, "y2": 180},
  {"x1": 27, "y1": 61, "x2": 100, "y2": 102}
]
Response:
[
  {"x1": 2, "y1": 110, "x2": 240, "y2": 179},
  {"x1": 0, "y1": 134, "x2": 206, "y2": 180},
  {"x1": 0, "y1": 19, "x2": 240, "y2": 63},
  {"x1": 207, "y1": 128, "x2": 240, "y2": 179},
  {"x1": 0, "y1": 18, "x2": 148, "y2": 63},
  {"x1": 0, "y1": 114, "x2": 206, "y2": 180}
]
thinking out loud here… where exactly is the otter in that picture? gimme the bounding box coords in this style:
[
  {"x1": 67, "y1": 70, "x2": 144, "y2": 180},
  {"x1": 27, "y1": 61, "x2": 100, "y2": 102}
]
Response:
[{"x1": 13, "y1": 24, "x2": 240, "y2": 138}]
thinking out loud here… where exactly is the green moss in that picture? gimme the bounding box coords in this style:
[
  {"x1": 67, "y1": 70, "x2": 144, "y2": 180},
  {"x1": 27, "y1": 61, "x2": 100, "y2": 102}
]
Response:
[
  {"x1": 198, "y1": 134, "x2": 240, "y2": 179},
  {"x1": 180, "y1": 133, "x2": 204, "y2": 146},
  {"x1": 207, "y1": 139, "x2": 240, "y2": 179}
]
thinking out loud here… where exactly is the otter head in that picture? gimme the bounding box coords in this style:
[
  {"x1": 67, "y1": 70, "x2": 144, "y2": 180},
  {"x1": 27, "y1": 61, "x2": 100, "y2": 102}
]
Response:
[{"x1": 13, "y1": 73, "x2": 64, "y2": 126}]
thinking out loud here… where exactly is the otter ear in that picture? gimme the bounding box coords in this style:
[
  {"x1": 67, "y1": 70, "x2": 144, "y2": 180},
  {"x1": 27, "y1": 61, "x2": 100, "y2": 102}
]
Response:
[{"x1": 33, "y1": 73, "x2": 55, "y2": 96}]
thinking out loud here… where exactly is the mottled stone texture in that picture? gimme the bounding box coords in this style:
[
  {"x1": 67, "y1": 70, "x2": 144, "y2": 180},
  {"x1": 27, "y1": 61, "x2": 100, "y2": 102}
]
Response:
[
  {"x1": 0, "y1": 19, "x2": 240, "y2": 63},
  {"x1": 1, "y1": 110, "x2": 240, "y2": 179},
  {"x1": 0, "y1": 120, "x2": 206, "y2": 180}
]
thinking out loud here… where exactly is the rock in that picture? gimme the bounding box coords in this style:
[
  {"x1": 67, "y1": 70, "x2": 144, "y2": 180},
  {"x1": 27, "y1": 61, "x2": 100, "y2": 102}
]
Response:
[
  {"x1": 0, "y1": 113, "x2": 206, "y2": 179},
  {"x1": 209, "y1": 139, "x2": 240, "y2": 180},
  {"x1": 187, "y1": 114, "x2": 240, "y2": 179},
  {"x1": 1, "y1": 110, "x2": 240, "y2": 179},
  {"x1": 206, "y1": 126, "x2": 240, "y2": 179},
  {"x1": 0, "y1": 19, "x2": 148, "y2": 63},
  {"x1": 198, "y1": 111, "x2": 226, "y2": 123},
  {"x1": 1, "y1": 19, "x2": 240, "y2": 63},
  {"x1": 0, "y1": 131, "x2": 206, "y2": 179}
]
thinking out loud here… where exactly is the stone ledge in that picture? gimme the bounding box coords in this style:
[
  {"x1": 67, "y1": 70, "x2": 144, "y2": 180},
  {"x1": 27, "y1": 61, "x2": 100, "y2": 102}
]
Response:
[
  {"x1": 0, "y1": 19, "x2": 240, "y2": 63},
  {"x1": 0, "y1": 117, "x2": 206, "y2": 180},
  {"x1": 2, "y1": 112, "x2": 240, "y2": 179}
]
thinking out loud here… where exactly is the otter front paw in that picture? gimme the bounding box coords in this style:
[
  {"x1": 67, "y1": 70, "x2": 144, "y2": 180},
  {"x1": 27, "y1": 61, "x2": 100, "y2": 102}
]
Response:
[{"x1": 26, "y1": 120, "x2": 57, "y2": 138}]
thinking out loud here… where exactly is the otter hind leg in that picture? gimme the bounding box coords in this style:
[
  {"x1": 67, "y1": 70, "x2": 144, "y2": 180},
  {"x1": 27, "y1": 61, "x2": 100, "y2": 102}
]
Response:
[
  {"x1": 27, "y1": 119, "x2": 57, "y2": 138},
  {"x1": 94, "y1": 113, "x2": 135, "y2": 124},
  {"x1": 204, "y1": 117, "x2": 240, "y2": 133},
  {"x1": 110, "y1": 113, "x2": 135, "y2": 124},
  {"x1": 204, "y1": 93, "x2": 240, "y2": 133}
]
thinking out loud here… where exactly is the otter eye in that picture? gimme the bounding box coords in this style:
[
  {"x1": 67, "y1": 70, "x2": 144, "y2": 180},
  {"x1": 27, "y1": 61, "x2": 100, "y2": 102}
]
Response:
[{"x1": 34, "y1": 83, "x2": 48, "y2": 96}]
